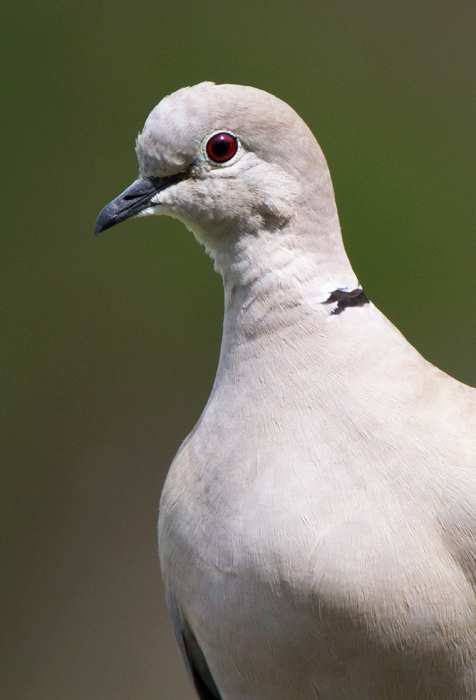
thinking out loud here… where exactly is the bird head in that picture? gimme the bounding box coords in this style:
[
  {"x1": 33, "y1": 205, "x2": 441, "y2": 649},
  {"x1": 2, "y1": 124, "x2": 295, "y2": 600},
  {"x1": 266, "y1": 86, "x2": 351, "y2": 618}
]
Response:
[{"x1": 95, "y1": 83, "x2": 337, "y2": 252}]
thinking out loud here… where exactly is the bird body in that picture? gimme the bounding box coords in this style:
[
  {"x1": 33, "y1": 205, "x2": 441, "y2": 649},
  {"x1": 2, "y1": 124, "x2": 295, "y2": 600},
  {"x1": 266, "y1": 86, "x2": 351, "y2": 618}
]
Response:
[
  {"x1": 95, "y1": 83, "x2": 476, "y2": 699},
  {"x1": 160, "y1": 286, "x2": 476, "y2": 699}
]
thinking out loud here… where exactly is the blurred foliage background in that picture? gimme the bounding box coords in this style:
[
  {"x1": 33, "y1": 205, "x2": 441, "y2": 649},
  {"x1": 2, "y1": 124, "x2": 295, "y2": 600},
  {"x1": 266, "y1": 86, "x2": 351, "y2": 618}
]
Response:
[{"x1": 2, "y1": 1, "x2": 476, "y2": 698}]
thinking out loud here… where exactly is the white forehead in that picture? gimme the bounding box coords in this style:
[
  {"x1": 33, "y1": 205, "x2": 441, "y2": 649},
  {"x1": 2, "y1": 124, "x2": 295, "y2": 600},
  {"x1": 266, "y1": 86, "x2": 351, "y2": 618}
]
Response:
[{"x1": 136, "y1": 83, "x2": 212, "y2": 175}]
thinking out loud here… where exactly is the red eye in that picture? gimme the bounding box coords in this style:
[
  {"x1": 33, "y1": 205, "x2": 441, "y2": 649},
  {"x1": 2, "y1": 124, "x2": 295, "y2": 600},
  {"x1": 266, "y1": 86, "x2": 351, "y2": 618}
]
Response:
[{"x1": 205, "y1": 132, "x2": 238, "y2": 163}]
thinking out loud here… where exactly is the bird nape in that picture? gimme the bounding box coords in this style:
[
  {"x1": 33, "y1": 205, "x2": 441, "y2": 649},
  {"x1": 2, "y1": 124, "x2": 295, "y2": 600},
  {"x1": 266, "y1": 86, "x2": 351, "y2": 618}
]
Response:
[{"x1": 95, "y1": 82, "x2": 476, "y2": 700}]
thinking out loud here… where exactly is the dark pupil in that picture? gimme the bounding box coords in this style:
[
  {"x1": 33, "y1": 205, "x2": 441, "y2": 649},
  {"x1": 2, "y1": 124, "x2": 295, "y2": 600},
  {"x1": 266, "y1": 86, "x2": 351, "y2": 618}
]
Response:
[{"x1": 212, "y1": 137, "x2": 231, "y2": 158}]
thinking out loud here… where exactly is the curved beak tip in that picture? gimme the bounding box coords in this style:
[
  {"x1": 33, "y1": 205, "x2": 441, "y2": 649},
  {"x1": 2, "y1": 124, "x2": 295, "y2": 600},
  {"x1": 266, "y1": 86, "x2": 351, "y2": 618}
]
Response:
[{"x1": 94, "y1": 203, "x2": 117, "y2": 236}]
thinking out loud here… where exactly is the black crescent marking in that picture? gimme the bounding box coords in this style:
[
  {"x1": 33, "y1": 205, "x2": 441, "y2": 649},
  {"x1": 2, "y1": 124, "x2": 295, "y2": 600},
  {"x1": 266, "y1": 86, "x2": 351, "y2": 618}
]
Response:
[
  {"x1": 182, "y1": 630, "x2": 222, "y2": 700},
  {"x1": 323, "y1": 288, "x2": 370, "y2": 315}
]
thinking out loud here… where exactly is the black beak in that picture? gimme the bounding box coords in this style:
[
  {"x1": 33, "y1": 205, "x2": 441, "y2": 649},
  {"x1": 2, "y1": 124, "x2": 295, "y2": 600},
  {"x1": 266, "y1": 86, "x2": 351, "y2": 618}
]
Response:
[{"x1": 94, "y1": 174, "x2": 184, "y2": 235}]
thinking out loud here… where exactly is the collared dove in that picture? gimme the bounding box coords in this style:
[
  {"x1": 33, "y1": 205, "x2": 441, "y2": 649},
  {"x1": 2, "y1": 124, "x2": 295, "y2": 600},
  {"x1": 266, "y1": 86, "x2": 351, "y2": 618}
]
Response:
[{"x1": 95, "y1": 82, "x2": 476, "y2": 700}]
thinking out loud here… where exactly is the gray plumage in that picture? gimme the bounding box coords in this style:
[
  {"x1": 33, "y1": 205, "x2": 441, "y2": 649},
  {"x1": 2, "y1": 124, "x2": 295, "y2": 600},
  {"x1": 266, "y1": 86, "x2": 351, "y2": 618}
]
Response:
[{"x1": 95, "y1": 82, "x2": 476, "y2": 700}]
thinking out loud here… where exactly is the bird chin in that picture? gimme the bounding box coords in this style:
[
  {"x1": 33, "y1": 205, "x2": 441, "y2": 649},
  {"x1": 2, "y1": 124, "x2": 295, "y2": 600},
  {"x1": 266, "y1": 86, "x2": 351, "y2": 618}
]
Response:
[{"x1": 136, "y1": 205, "x2": 160, "y2": 219}]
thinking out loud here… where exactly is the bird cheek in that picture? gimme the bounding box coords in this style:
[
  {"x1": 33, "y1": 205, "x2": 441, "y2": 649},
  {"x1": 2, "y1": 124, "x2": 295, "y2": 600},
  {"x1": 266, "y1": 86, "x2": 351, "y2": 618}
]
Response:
[
  {"x1": 175, "y1": 181, "x2": 217, "y2": 220},
  {"x1": 150, "y1": 182, "x2": 197, "y2": 215}
]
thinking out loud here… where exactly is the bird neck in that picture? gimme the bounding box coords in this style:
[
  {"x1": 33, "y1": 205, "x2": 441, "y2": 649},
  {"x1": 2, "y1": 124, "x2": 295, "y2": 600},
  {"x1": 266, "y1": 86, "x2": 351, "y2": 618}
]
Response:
[
  {"x1": 210, "y1": 216, "x2": 359, "y2": 388},
  {"x1": 218, "y1": 213, "x2": 357, "y2": 326}
]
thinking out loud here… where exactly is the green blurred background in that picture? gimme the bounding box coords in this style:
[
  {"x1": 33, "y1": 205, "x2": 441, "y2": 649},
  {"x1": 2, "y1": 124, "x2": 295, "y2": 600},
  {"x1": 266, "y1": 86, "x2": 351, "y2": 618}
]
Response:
[{"x1": 3, "y1": 1, "x2": 476, "y2": 698}]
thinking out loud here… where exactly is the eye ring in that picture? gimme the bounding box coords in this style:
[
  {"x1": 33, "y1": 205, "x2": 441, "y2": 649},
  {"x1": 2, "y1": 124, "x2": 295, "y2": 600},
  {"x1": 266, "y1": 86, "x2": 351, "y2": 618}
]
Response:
[{"x1": 205, "y1": 132, "x2": 239, "y2": 164}]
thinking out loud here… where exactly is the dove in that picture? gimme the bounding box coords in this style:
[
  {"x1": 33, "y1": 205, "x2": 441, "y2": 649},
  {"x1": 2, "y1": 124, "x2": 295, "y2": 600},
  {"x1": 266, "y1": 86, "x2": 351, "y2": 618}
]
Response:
[{"x1": 95, "y1": 82, "x2": 476, "y2": 700}]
